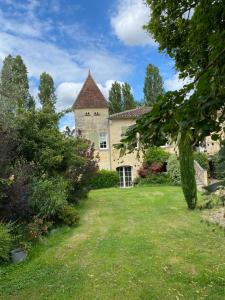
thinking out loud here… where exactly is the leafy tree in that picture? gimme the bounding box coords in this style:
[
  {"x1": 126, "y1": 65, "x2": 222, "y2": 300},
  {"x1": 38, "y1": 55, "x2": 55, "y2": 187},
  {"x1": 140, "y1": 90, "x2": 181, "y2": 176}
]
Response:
[
  {"x1": 143, "y1": 64, "x2": 164, "y2": 106},
  {"x1": 0, "y1": 55, "x2": 32, "y2": 113},
  {"x1": 122, "y1": 82, "x2": 136, "y2": 110},
  {"x1": 118, "y1": 0, "x2": 225, "y2": 209},
  {"x1": 109, "y1": 81, "x2": 122, "y2": 114},
  {"x1": 38, "y1": 72, "x2": 56, "y2": 112}
]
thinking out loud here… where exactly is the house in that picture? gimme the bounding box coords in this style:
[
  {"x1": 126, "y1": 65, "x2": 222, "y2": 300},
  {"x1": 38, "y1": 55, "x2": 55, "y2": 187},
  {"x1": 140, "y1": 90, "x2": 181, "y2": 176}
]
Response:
[
  {"x1": 72, "y1": 71, "x2": 151, "y2": 187},
  {"x1": 73, "y1": 72, "x2": 220, "y2": 187}
]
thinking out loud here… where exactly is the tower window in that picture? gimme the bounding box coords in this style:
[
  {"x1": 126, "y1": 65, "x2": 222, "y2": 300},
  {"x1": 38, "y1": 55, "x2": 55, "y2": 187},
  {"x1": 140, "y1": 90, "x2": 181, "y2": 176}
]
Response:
[{"x1": 99, "y1": 133, "x2": 108, "y2": 149}]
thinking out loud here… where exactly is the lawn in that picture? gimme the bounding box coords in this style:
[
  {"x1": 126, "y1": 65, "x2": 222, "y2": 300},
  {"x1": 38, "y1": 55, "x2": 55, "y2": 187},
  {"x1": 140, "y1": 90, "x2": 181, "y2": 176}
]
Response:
[{"x1": 1, "y1": 186, "x2": 225, "y2": 299}]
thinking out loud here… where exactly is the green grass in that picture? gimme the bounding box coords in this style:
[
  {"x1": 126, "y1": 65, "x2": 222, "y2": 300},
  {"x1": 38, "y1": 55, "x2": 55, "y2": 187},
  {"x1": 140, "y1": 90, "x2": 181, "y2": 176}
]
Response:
[{"x1": 1, "y1": 186, "x2": 225, "y2": 299}]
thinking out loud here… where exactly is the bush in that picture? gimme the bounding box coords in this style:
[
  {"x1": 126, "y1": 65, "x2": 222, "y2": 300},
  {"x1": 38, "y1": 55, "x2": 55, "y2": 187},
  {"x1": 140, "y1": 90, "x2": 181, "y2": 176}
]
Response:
[
  {"x1": 138, "y1": 173, "x2": 171, "y2": 185},
  {"x1": 137, "y1": 163, "x2": 151, "y2": 178},
  {"x1": 149, "y1": 162, "x2": 164, "y2": 173},
  {"x1": 144, "y1": 147, "x2": 170, "y2": 165},
  {"x1": 90, "y1": 170, "x2": 119, "y2": 189},
  {"x1": 58, "y1": 205, "x2": 80, "y2": 226},
  {"x1": 193, "y1": 152, "x2": 209, "y2": 170},
  {"x1": 167, "y1": 155, "x2": 181, "y2": 185},
  {"x1": 210, "y1": 153, "x2": 225, "y2": 179},
  {"x1": 0, "y1": 222, "x2": 14, "y2": 262},
  {"x1": 27, "y1": 216, "x2": 52, "y2": 241},
  {"x1": 29, "y1": 176, "x2": 68, "y2": 218}
]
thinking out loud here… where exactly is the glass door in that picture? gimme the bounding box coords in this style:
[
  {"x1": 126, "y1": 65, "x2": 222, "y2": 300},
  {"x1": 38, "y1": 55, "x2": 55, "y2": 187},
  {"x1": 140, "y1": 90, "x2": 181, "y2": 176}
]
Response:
[{"x1": 117, "y1": 166, "x2": 132, "y2": 188}]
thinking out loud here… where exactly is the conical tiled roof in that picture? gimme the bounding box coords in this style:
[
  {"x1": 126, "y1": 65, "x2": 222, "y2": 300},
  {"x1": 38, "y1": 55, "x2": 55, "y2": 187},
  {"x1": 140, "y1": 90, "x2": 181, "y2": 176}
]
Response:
[{"x1": 73, "y1": 71, "x2": 108, "y2": 109}]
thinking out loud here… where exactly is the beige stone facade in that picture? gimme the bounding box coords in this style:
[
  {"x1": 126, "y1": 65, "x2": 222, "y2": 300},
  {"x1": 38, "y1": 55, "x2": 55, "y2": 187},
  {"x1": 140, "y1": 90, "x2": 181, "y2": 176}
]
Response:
[
  {"x1": 73, "y1": 72, "x2": 221, "y2": 186},
  {"x1": 73, "y1": 72, "x2": 148, "y2": 187}
]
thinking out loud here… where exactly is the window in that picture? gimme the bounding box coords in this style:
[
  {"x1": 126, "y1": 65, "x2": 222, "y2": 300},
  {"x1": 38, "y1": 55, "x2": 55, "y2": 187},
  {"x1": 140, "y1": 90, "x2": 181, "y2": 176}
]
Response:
[
  {"x1": 94, "y1": 112, "x2": 99, "y2": 116},
  {"x1": 85, "y1": 112, "x2": 90, "y2": 116},
  {"x1": 99, "y1": 133, "x2": 107, "y2": 149},
  {"x1": 117, "y1": 166, "x2": 133, "y2": 188}
]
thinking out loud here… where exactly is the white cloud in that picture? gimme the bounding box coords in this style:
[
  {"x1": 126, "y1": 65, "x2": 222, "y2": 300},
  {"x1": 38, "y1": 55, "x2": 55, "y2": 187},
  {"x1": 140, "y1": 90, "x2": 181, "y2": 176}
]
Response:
[
  {"x1": 56, "y1": 79, "x2": 125, "y2": 111},
  {"x1": 56, "y1": 82, "x2": 83, "y2": 111},
  {"x1": 0, "y1": 31, "x2": 132, "y2": 85},
  {"x1": 165, "y1": 73, "x2": 191, "y2": 91},
  {"x1": 110, "y1": 0, "x2": 155, "y2": 46}
]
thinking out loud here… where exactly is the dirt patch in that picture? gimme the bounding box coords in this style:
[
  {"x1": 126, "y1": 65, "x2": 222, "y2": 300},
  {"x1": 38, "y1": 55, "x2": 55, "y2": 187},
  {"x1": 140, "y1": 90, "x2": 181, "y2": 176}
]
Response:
[{"x1": 202, "y1": 207, "x2": 225, "y2": 228}]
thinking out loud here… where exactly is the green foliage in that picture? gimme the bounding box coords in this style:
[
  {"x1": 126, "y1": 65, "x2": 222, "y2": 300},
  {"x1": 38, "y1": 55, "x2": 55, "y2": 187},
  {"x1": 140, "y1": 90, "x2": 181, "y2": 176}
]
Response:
[
  {"x1": 0, "y1": 55, "x2": 33, "y2": 112},
  {"x1": 58, "y1": 205, "x2": 80, "y2": 226},
  {"x1": 144, "y1": 146, "x2": 169, "y2": 165},
  {"x1": 90, "y1": 170, "x2": 119, "y2": 189},
  {"x1": 193, "y1": 152, "x2": 209, "y2": 170},
  {"x1": 178, "y1": 132, "x2": 197, "y2": 209},
  {"x1": 143, "y1": 64, "x2": 164, "y2": 106},
  {"x1": 38, "y1": 72, "x2": 56, "y2": 112},
  {"x1": 27, "y1": 216, "x2": 52, "y2": 241},
  {"x1": 118, "y1": 0, "x2": 225, "y2": 209},
  {"x1": 211, "y1": 154, "x2": 225, "y2": 179},
  {"x1": 138, "y1": 173, "x2": 171, "y2": 185},
  {"x1": 109, "y1": 82, "x2": 122, "y2": 114},
  {"x1": 0, "y1": 222, "x2": 14, "y2": 262},
  {"x1": 29, "y1": 176, "x2": 68, "y2": 218},
  {"x1": 212, "y1": 141, "x2": 225, "y2": 179},
  {"x1": 167, "y1": 155, "x2": 181, "y2": 185},
  {"x1": 122, "y1": 83, "x2": 136, "y2": 111},
  {"x1": 109, "y1": 81, "x2": 136, "y2": 114}
]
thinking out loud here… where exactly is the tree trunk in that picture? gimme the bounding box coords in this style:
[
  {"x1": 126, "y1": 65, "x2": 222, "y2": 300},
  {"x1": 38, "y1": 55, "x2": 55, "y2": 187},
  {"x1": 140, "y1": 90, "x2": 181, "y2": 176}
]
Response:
[{"x1": 178, "y1": 131, "x2": 197, "y2": 209}]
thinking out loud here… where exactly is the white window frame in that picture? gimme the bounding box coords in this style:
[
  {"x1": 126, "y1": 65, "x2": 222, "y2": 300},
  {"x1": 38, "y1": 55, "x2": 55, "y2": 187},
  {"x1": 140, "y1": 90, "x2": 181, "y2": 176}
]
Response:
[{"x1": 99, "y1": 132, "x2": 108, "y2": 150}]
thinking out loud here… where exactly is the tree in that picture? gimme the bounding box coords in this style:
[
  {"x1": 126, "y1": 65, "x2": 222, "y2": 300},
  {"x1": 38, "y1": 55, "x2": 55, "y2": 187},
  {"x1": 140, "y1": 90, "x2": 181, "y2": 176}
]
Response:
[
  {"x1": 0, "y1": 55, "x2": 32, "y2": 113},
  {"x1": 143, "y1": 64, "x2": 164, "y2": 106},
  {"x1": 109, "y1": 81, "x2": 122, "y2": 114},
  {"x1": 118, "y1": 0, "x2": 225, "y2": 209},
  {"x1": 38, "y1": 72, "x2": 56, "y2": 112},
  {"x1": 122, "y1": 83, "x2": 136, "y2": 111}
]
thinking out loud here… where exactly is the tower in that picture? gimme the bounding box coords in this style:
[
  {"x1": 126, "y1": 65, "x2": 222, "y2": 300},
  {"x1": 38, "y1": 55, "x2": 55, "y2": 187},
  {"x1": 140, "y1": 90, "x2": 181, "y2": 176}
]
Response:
[{"x1": 73, "y1": 72, "x2": 111, "y2": 170}]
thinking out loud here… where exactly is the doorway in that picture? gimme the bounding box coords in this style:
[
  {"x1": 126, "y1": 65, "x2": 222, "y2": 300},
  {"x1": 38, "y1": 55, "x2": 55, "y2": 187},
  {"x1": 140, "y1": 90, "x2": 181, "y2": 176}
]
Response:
[{"x1": 117, "y1": 166, "x2": 133, "y2": 188}]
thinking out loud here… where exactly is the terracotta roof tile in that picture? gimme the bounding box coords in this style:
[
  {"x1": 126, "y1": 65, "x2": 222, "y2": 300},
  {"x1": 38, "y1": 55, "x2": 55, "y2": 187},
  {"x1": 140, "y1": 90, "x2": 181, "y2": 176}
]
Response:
[
  {"x1": 73, "y1": 72, "x2": 108, "y2": 109},
  {"x1": 109, "y1": 107, "x2": 151, "y2": 120}
]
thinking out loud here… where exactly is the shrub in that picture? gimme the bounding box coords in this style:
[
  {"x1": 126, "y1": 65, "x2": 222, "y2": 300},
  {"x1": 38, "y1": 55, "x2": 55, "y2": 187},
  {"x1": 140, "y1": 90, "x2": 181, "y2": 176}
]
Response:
[
  {"x1": 0, "y1": 222, "x2": 14, "y2": 262},
  {"x1": 29, "y1": 176, "x2": 68, "y2": 218},
  {"x1": 90, "y1": 170, "x2": 119, "y2": 189},
  {"x1": 167, "y1": 155, "x2": 181, "y2": 185},
  {"x1": 137, "y1": 163, "x2": 151, "y2": 178},
  {"x1": 149, "y1": 162, "x2": 164, "y2": 173},
  {"x1": 193, "y1": 152, "x2": 209, "y2": 170},
  {"x1": 138, "y1": 173, "x2": 171, "y2": 185},
  {"x1": 144, "y1": 147, "x2": 170, "y2": 165},
  {"x1": 58, "y1": 205, "x2": 80, "y2": 226},
  {"x1": 27, "y1": 216, "x2": 52, "y2": 241},
  {"x1": 210, "y1": 153, "x2": 225, "y2": 179}
]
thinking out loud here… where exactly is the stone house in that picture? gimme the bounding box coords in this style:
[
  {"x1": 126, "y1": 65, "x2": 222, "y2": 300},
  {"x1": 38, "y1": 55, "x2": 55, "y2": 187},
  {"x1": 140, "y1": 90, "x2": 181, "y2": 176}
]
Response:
[
  {"x1": 73, "y1": 72, "x2": 151, "y2": 187},
  {"x1": 73, "y1": 72, "x2": 219, "y2": 187}
]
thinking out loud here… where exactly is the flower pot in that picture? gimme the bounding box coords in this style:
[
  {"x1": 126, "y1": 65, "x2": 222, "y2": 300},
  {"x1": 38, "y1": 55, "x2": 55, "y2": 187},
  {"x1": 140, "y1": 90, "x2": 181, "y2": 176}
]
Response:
[{"x1": 11, "y1": 248, "x2": 27, "y2": 264}]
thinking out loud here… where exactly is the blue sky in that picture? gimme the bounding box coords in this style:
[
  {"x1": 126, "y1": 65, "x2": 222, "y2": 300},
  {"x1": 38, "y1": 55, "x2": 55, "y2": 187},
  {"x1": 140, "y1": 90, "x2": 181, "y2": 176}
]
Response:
[{"x1": 0, "y1": 0, "x2": 182, "y2": 129}]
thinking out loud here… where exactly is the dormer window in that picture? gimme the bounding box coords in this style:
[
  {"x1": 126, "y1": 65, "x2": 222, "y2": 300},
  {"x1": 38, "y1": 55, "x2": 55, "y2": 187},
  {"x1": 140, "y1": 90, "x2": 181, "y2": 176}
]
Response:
[{"x1": 85, "y1": 112, "x2": 90, "y2": 116}]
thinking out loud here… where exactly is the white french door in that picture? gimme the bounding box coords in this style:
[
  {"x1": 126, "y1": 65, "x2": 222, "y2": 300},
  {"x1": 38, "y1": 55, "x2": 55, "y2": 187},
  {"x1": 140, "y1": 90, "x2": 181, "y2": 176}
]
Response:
[{"x1": 117, "y1": 166, "x2": 133, "y2": 188}]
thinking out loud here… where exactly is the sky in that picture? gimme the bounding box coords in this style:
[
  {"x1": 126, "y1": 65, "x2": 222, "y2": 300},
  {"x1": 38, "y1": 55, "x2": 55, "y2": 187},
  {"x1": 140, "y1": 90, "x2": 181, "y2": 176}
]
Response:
[{"x1": 0, "y1": 0, "x2": 184, "y2": 129}]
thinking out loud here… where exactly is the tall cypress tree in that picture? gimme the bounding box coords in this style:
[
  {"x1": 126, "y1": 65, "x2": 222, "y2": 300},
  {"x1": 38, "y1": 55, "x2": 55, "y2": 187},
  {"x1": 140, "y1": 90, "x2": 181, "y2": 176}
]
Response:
[
  {"x1": 38, "y1": 72, "x2": 56, "y2": 112},
  {"x1": 108, "y1": 81, "x2": 122, "y2": 114},
  {"x1": 143, "y1": 64, "x2": 164, "y2": 106},
  {"x1": 0, "y1": 55, "x2": 32, "y2": 113},
  {"x1": 122, "y1": 82, "x2": 136, "y2": 111}
]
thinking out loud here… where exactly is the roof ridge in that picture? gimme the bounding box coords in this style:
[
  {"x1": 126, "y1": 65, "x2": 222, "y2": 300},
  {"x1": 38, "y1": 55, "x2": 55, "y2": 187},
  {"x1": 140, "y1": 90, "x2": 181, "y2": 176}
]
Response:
[
  {"x1": 109, "y1": 106, "x2": 151, "y2": 120},
  {"x1": 109, "y1": 106, "x2": 150, "y2": 117}
]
